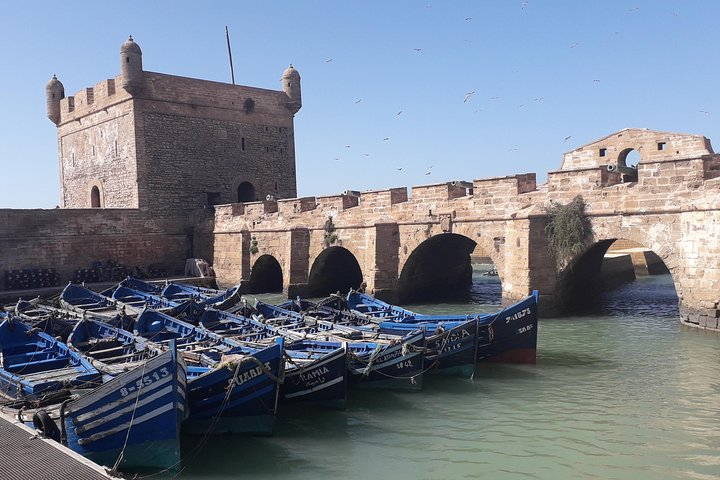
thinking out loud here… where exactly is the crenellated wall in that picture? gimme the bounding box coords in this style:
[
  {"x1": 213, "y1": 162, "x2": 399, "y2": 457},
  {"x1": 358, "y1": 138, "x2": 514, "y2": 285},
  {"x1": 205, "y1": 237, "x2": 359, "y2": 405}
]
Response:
[
  {"x1": 52, "y1": 37, "x2": 300, "y2": 213},
  {"x1": 213, "y1": 128, "x2": 720, "y2": 332}
]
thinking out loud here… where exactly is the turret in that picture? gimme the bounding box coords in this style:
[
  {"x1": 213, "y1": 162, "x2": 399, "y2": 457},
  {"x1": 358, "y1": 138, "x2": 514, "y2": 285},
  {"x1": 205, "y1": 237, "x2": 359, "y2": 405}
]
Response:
[
  {"x1": 46, "y1": 74, "x2": 64, "y2": 125},
  {"x1": 282, "y1": 64, "x2": 302, "y2": 114},
  {"x1": 120, "y1": 35, "x2": 144, "y2": 95}
]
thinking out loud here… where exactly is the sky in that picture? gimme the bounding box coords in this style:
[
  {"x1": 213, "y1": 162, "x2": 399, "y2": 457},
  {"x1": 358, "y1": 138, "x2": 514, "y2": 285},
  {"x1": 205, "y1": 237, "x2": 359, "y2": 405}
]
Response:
[{"x1": 0, "y1": 0, "x2": 718, "y2": 208}]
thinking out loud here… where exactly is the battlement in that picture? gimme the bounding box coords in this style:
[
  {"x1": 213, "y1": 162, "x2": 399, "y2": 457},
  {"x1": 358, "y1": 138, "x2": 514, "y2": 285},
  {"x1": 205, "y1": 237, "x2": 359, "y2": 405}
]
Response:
[{"x1": 59, "y1": 77, "x2": 127, "y2": 124}]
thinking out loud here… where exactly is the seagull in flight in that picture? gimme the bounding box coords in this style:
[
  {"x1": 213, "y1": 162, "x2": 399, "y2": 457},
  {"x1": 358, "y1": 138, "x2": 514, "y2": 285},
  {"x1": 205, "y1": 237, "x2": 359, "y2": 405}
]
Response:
[
  {"x1": 355, "y1": 99, "x2": 362, "y2": 104},
  {"x1": 464, "y1": 91, "x2": 476, "y2": 103},
  {"x1": 396, "y1": 110, "x2": 403, "y2": 116},
  {"x1": 325, "y1": 58, "x2": 333, "y2": 63},
  {"x1": 534, "y1": 97, "x2": 544, "y2": 102},
  {"x1": 383, "y1": 137, "x2": 390, "y2": 141},
  {"x1": 465, "y1": 17, "x2": 472, "y2": 21},
  {"x1": 413, "y1": 48, "x2": 423, "y2": 52},
  {"x1": 593, "y1": 79, "x2": 601, "y2": 83},
  {"x1": 700, "y1": 110, "x2": 711, "y2": 115},
  {"x1": 564, "y1": 135, "x2": 572, "y2": 142}
]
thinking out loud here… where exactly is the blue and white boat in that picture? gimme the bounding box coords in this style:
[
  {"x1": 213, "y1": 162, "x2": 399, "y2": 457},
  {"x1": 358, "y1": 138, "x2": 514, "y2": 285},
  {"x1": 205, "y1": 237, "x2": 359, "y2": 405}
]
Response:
[
  {"x1": 0, "y1": 317, "x2": 101, "y2": 401},
  {"x1": 60, "y1": 346, "x2": 187, "y2": 470},
  {"x1": 198, "y1": 307, "x2": 349, "y2": 409},
  {"x1": 254, "y1": 301, "x2": 426, "y2": 390},
  {"x1": 59, "y1": 283, "x2": 138, "y2": 326},
  {"x1": 279, "y1": 298, "x2": 480, "y2": 378},
  {"x1": 345, "y1": 290, "x2": 540, "y2": 364},
  {"x1": 133, "y1": 308, "x2": 284, "y2": 435}
]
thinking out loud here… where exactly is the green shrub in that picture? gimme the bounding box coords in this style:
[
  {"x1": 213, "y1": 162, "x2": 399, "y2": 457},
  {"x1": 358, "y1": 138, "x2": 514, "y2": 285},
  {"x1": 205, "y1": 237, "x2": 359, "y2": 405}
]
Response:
[{"x1": 545, "y1": 195, "x2": 591, "y2": 269}]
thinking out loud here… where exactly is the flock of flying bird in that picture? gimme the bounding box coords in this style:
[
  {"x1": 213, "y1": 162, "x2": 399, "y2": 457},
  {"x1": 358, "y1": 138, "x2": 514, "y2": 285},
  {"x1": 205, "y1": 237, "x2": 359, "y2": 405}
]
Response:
[{"x1": 318, "y1": 2, "x2": 707, "y2": 181}]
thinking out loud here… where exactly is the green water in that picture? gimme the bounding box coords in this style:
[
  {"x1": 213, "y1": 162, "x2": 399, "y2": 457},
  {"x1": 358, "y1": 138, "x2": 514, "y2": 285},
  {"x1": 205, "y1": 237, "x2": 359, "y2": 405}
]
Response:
[{"x1": 173, "y1": 271, "x2": 720, "y2": 480}]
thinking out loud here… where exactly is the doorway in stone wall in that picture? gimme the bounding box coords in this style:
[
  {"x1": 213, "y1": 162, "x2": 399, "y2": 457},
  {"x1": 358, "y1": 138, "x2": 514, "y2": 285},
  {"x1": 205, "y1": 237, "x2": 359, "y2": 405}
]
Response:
[{"x1": 238, "y1": 182, "x2": 256, "y2": 202}]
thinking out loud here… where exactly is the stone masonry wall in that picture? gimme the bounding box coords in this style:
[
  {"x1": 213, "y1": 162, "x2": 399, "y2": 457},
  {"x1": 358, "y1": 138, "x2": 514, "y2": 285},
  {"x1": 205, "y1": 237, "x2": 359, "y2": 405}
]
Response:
[
  {"x1": 134, "y1": 72, "x2": 297, "y2": 211},
  {"x1": 57, "y1": 78, "x2": 139, "y2": 208},
  {"x1": 0, "y1": 208, "x2": 213, "y2": 290}
]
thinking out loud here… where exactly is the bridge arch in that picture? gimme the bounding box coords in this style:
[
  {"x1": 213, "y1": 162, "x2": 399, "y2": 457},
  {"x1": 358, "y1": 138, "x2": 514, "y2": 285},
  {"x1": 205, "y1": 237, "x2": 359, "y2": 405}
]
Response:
[
  {"x1": 398, "y1": 233, "x2": 477, "y2": 303},
  {"x1": 307, "y1": 246, "x2": 363, "y2": 297},
  {"x1": 555, "y1": 235, "x2": 678, "y2": 314},
  {"x1": 248, "y1": 254, "x2": 283, "y2": 293}
]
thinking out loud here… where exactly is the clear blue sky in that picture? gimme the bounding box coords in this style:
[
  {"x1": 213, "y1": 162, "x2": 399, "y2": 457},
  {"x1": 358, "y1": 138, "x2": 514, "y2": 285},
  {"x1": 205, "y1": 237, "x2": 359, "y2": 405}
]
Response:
[{"x1": 1, "y1": 1, "x2": 717, "y2": 208}]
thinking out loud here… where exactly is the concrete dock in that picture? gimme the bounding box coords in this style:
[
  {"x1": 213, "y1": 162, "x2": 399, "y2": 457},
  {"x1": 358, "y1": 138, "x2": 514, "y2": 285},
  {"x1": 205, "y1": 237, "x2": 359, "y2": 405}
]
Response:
[{"x1": 0, "y1": 412, "x2": 119, "y2": 480}]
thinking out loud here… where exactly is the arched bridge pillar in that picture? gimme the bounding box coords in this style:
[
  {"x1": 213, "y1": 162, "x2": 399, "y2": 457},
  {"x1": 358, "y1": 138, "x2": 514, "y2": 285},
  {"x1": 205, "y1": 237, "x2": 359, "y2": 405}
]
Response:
[
  {"x1": 507, "y1": 216, "x2": 562, "y2": 316},
  {"x1": 285, "y1": 227, "x2": 311, "y2": 299},
  {"x1": 368, "y1": 222, "x2": 401, "y2": 303}
]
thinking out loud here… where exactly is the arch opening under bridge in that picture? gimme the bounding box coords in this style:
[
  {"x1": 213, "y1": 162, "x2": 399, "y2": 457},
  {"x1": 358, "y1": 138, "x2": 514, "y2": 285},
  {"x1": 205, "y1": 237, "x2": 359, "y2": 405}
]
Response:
[
  {"x1": 557, "y1": 238, "x2": 677, "y2": 316},
  {"x1": 307, "y1": 246, "x2": 363, "y2": 297},
  {"x1": 248, "y1": 254, "x2": 283, "y2": 293},
  {"x1": 397, "y1": 233, "x2": 478, "y2": 304}
]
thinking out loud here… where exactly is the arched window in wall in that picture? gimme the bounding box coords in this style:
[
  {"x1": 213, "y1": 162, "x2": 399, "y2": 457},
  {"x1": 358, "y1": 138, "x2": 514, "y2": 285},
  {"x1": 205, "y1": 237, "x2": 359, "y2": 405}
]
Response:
[
  {"x1": 238, "y1": 182, "x2": 256, "y2": 202},
  {"x1": 91, "y1": 186, "x2": 101, "y2": 208}
]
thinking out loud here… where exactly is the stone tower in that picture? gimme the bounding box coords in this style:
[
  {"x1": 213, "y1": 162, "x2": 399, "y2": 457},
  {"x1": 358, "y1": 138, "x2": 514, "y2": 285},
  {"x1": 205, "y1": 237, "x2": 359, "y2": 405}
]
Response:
[
  {"x1": 282, "y1": 64, "x2": 302, "y2": 115},
  {"x1": 45, "y1": 75, "x2": 64, "y2": 125},
  {"x1": 120, "y1": 35, "x2": 144, "y2": 95},
  {"x1": 49, "y1": 37, "x2": 301, "y2": 210}
]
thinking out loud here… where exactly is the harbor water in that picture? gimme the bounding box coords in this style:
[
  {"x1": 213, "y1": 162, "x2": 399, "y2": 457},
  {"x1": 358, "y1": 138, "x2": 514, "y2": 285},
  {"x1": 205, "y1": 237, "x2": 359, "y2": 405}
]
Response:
[{"x1": 173, "y1": 268, "x2": 720, "y2": 480}]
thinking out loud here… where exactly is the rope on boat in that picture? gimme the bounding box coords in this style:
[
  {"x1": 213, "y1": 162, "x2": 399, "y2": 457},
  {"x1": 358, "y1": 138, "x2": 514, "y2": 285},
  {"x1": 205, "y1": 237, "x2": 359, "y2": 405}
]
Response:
[
  {"x1": 110, "y1": 357, "x2": 149, "y2": 473},
  {"x1": 141, "y1": 352, "x2": 282, "y2": 479},
  {"x1": 219, "y1": 354, "x2": 284, "y2": 385}
]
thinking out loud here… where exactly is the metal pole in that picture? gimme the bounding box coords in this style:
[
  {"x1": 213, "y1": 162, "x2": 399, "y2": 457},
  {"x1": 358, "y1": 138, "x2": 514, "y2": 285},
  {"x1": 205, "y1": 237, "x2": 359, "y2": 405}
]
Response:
[{"x1": 225, "y1": 25, "x2": 236, "y2": 85}]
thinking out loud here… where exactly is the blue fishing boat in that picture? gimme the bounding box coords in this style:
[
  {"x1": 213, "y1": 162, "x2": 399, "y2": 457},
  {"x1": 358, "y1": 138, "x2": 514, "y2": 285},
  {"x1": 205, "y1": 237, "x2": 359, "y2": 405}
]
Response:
[
  {"x1": 345, "y1": 290, "x2": 539, "y2": 364},
  {"x1": 160, "y1": 281, "x2": 243, "y2": 310},
  {"x1": 59, "y1": 283, "x2": 139, "y2": 324},
  {"x1": 253, "y1": 301, "x2": 425, "y2": 390},
  {"x1": 278, "y1": 298, "x2": 479, "y2": 378},
  {"x1": 198, "y1": 308, "x2": 349, "y2": 408},
  {"x1": 112, "y1": 277, "x2": 242, "y2": 311},
  {"x1": 58, "y1": 347, "x2": 187, "y2": 470},
  {"x1": 133, "y1": 308, "x2": 284, "y2": 435},
  {"x1": 0, "y1": 317, "x2": 101, "y2": 401}
]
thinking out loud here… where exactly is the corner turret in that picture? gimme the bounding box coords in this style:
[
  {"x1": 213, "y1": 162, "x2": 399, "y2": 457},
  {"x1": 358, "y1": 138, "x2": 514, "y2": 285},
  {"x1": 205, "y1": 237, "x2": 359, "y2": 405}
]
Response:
[
  {"x1": 46, "y1": 74, "x2": 64, "y2": 125},
  {"x1": 120, "y1": 35, "x2": 144, "y2": 95},
  {"x1": 282, "y1": 64, "x2": 301, "y2": 114}
]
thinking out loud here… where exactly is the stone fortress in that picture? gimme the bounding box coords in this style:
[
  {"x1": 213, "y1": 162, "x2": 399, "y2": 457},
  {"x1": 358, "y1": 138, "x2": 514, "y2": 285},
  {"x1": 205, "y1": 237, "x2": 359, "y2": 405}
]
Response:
[{"x1": 2, "y1": 37, "x2": 720, "y2": 332}]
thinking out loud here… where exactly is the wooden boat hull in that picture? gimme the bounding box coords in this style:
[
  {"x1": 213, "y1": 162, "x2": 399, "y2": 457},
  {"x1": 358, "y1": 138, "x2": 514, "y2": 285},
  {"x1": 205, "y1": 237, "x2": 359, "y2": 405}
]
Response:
[
  {"x1": 63, "y1": 348, "x2": 187, "y2": 470},
  {"x1": 182, "y1": 342, "x2": 283, "y2": 436},
  {"x1": 0, "y1": 319, "x2": 101, "y2": 401},
  {"x1": 423, "y1": 319, "x2": 479, "y2": 378},
  {"x1": 349, "y1": 291, "x2": 539, "y2": 365},
  {"x1": 281, "y1": 344, "x2": 348, "y2": 409},
  {"x1": 477, "y1": 293, "x2": 539, "y2": 364},
  {"x1": 348, "y1": 331, "x2": 425, "y2": 391}
]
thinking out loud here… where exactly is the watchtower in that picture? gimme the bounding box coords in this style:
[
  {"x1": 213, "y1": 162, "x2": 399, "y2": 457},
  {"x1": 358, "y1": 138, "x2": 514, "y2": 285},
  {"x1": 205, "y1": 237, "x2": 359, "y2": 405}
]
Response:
[{"x1": 47, "y1": 36, "x2": 301, "y2": 210}]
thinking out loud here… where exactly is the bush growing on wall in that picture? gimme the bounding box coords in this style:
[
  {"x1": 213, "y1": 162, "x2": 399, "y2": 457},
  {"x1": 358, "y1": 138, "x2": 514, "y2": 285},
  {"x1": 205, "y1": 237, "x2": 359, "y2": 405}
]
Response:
[{"x1": 545, "y1": 195, "x2": 591, "y2": 269}]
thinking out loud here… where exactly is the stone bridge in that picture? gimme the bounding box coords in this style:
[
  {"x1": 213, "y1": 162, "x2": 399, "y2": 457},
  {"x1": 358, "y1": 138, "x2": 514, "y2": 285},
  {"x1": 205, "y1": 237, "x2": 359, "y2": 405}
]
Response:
[{"x1": 212, "y1": 129, "x2": 720, "y2": 331}]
